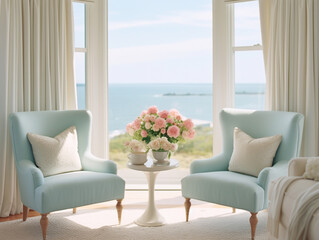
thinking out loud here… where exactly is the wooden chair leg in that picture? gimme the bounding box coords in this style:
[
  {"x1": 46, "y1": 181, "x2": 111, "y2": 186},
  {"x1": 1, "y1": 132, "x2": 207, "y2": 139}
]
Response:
[
  {"x1": 40, "y1": 213, "x2": 49, "y2": 240},
  {"x1": 249, "y1": 212, "x2": 258, "y2": 240},
  {"x1": 116, "y1": 199, "x2": 123, "y2": 224},
  {"x1": 73, "y1": 208, "x2": 77, "y2": 214},
  {"x1": 232, "y1": 208, "x2": 236, "y2": 213},
  {"x1": 184, "y1": 198, "x2": 191, "y2": 222},
  {"x1": 23, "y1": 205, "x2": 29, "y2": 221}
]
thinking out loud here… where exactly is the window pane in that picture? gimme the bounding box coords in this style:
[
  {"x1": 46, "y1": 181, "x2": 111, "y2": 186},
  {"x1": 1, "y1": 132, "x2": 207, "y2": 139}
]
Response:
[
  {"x1": 73, "y1": 2, "x2": 85, "y2": 48},
  {"x1": 234, "y1": 50, "x2": 265, "y2": 110},
  {"x1": 234, "y1": 1, "x2": 262, "y2": 46},
  {"x1": 74, "y1": 52, "x2": 86, "y2": 109}
]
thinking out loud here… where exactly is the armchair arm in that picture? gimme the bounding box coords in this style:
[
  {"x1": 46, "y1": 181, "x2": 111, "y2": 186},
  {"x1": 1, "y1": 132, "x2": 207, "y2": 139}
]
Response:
[
  {"x1": 288, "y1": 157, "x2": 308, "y2": 176},
  {"x1": 15, "y1": 159, "x2": 44, "y2": 207},
  {"x1": 257, "y1": 160, "x2": 289, "y2": 189},
  {"x1": 18, "y1": 159, "x2": 44, "y2": 189},
  {"x1": 257, "y1": 160, "x2": 289, "y2": 208},
  {"x1": 82, "y1": 152, "x2": 117, "y2": 174},
  {"x1": 190, "y1": 153, "x2": 229, "y2": 174}
]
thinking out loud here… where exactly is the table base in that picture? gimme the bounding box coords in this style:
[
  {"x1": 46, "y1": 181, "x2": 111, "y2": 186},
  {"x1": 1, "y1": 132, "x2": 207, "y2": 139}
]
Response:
[
  {"x1": 134, "y1": 171, "x2": 166, "y2": 227},
  {"x1": 134, "y1": 208, "x2": 166, "y2": 227}
]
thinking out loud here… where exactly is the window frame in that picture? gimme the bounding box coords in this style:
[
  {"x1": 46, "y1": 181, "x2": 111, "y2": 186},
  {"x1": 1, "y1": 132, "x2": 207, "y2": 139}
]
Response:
[
  {"x1": 230, "y1": 0, "x2": 265, "y2": 109},
  {"x1": 73, "y1": 1, "x2": 88, "y2": 110}
]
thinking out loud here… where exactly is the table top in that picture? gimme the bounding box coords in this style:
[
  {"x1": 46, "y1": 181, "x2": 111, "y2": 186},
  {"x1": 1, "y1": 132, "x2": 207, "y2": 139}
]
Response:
[{"x1": 127, "y1": 158, "x2": 179, "y2": 172}]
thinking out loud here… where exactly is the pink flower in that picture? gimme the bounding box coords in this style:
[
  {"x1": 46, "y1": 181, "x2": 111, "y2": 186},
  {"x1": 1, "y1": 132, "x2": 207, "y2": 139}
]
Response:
[
  {"x1": 152, "y1": 125, "x2": 160, "y2": 132},
  {"x1": 126, "y1": 140, "x2": 146, "y2": 152},
  {"x1": 145, "y1": 122, "x2": 151, "y2": 130},
  {"x1": 158, "y1": 110, "x2": 169, "y2": 119},
  {"x1": 159, "y1": 137, "x2": 168, "y2": 144},
  {"x1": 149, "y1": 139, "x2": 160, "y2": 150},
  {"x1": 182, "y1": 131, "x2": 188, "y2": 139},
  {"x1": 147, "y1": 106, "x2": 158, "y2": 114},
  {"x1": 162, "y1": 142, "x2": 170, "y2": 151},
  {"x1": 140, "y1": 110, "x2": 147, "y2": 118},
  {"x1": 182, "y1": 129, "x2": 195, "y2": 139},
  {"x1": 176, "y1": 115, "x2": 182, "y2": 121},
  {"x1": 184, "y1": 119, "x2": 194, "y2": 130},
  {"x1": 169, "y1": 109, "x2": 180, "y2": 117},
  {"x1": 188, "y1": 129, "x2": 195, "y2": 139},
  {"x1": 166, "y1": 118, "x2": 174, "y2": 124},
  {"x1": 144, "y1": 114, "x2": 151, "y2": 122},
  {"x1": 132, "y1": 119, "x2": 141, "y2": 130},
  {"x1": 141, "y1": 130, "x2": 148, "y2": 138},
  {"x1": 150, "y1": 115, "x2": 156, "y2": 122},
  {"x1": 161, "y1": 128, "x2": 166, "y2": 134},
  {"x1": 155, "y1": 118, "x2": 166, "y2": 129},
  {"x1": 167, "y1": 125, "x2": 180, "y2": 138},
  {"x1": 170, "y1": 143, "x2": 178, "y2": 152},
  {"x1": 126, "y1": 123, "x2": 135, "y2": 136},
  {"x1": 126, "y1": 123, "x2": 132, "y2": 133}
]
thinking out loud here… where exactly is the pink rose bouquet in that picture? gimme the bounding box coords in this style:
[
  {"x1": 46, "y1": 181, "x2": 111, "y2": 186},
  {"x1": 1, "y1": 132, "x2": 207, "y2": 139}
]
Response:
[{"x1": 125, "y1": 106, "x2": 195, "y2": 155}]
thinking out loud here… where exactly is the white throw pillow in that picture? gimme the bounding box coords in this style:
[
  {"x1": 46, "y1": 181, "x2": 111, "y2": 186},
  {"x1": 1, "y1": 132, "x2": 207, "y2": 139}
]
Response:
[
  {"x1": 27, "y1": 126, "x2": 82, "y2": 177},
  {"x1": 303, "y1": 157, "x2": 319, "y2": 181},
  {"x1": 228, "y1": 127, "x2": 282, "y2": 177}
]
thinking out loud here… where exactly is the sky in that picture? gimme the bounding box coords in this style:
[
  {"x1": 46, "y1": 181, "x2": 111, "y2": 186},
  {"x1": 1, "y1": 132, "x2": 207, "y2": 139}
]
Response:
[{"x1": 73, "y1": 0, "x2": 265, "y2": 84}]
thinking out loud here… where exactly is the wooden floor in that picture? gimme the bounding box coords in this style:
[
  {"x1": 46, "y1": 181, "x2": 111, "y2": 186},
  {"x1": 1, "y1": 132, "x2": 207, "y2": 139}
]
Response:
[{"x1": 0, "y1": 209, "x2": 40, "y2": 222}]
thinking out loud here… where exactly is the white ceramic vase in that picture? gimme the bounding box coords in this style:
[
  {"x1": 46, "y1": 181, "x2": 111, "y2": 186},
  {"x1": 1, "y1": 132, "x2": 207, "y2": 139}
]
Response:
[
  {"x1": 152, "y1": 150, "x2": 169, "y2": 162},
  {"x1": 128, "y1": 152, "x2": 148, "y2": 165}
]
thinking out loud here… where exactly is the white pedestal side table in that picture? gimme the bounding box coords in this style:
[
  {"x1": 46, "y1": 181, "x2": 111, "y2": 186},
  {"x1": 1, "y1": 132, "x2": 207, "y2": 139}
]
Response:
[{"x1": 127, "y1": 158, "x2": 179, "y2": 227}]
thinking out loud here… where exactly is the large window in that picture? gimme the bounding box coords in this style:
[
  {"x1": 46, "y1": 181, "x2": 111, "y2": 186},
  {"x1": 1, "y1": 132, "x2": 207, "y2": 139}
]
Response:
[
  {"x1": 108, "y1": 0, "x2": 213, "y2": 185},
  {"x1": 73, "y1": 2, "x2": 87, "y2": 110},
  {"x1": 72, "y1": 0, "x2": 265, "y2": 186},
  {"x1": 232, "y1": 0, "x2": 265, "y2": 110}
]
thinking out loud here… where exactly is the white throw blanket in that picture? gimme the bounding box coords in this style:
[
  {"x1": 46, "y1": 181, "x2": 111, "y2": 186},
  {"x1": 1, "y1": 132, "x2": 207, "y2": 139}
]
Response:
[
  {"x1": 287, "y1": 182, "x2": 319, "y2": 240},
  {"x1": 267, "y1": 176, "x2": 303, "y2": 238}
]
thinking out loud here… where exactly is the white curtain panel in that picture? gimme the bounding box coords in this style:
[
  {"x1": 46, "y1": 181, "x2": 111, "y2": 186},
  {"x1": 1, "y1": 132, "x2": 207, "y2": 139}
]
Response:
[
  {"x1": 259, "y1": 0, "x2": 319, "y2": 156},
  {"x1": 86, "y1": 0, "x2": 109, "y2": 159},
  {"x1": 212, "y1": 0, "x2": 235, "y2": 156},
  {"x1": 0, "y1": 0, "x2": 76, "y2": 217}
]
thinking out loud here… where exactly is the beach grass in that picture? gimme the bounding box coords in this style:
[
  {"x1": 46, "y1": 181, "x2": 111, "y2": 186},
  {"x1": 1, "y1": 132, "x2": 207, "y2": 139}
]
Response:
[{"x1": 109, "y1": 125, "x2": 213, "y2": 168}]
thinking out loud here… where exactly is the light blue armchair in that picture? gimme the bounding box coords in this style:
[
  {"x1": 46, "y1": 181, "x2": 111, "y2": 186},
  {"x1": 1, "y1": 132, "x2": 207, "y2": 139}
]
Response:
[
  {"x1": 9, "y1": 110, "x2": 125, "y2": 240},
  {"x1": 181, "y1": 109, "x2": 304, "y2": 239}
]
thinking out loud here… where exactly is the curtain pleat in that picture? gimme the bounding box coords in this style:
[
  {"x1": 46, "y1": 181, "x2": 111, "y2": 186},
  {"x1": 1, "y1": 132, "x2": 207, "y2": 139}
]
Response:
[
  {"x1": 260, "y1": 0, "x2": 319, "y2": 156},
  {"x1": 0, "y1": 0, "x2": 76, "y2": 217}
]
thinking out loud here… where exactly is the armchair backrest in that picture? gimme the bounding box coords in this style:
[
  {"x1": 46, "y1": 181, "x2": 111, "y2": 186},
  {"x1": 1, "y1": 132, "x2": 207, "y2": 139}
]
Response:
[
  {"x1": 9, "y1": 110, "x2": 92, "y2": 169},
  {"x1": 220, "y1": 109, "x2": 304, "y2": 164}
]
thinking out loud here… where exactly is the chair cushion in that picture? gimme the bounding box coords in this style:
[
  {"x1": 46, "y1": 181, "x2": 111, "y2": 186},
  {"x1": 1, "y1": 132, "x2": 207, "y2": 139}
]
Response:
[
  {"x1": 34, "y1": 171, "x2": 125, "y2": 213},
  {"x1": 27, "y1": 126, "x2": 82, "y2": 177},
  {"x1": 228, "y1": 127, "x2": 282, "y2": 177},
  {"x1": 181, "y1": 171, "x2": 265, "y2": 212}
]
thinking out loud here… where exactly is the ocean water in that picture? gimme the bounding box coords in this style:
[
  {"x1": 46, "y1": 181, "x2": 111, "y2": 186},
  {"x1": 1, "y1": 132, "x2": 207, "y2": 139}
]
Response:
[{"x1": 76, "y1": 83, "x2": 265, "y2": 136}]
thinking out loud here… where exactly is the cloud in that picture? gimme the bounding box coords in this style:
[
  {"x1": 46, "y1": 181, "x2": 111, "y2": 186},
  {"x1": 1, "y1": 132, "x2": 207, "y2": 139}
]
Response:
[
  {"x1": 109, "y1": 38, "x2": 212, "y2": 65},
  {"x1": 108, "y1": 9, "x2": 212, "y2": 30}
]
